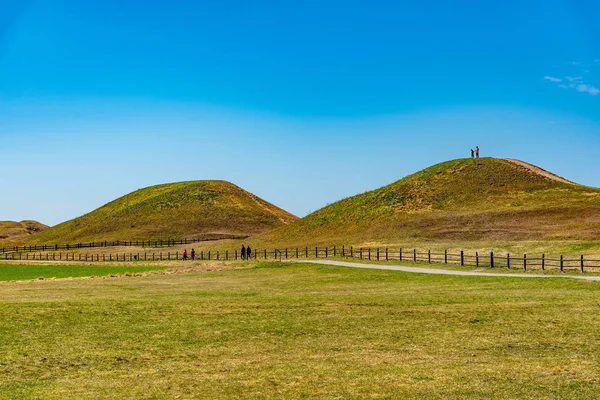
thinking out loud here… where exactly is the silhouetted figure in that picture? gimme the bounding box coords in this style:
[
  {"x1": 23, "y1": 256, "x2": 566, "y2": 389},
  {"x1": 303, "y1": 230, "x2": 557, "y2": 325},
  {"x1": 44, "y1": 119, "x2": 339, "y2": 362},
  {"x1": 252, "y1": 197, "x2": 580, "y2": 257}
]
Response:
[
  {"x1": 246, "y1": 246, "x2": 252, "y2": 260},
  {"x1": 241, "y1": 245, "x2": 246, "y2": 260},
  {"x1": 475, "y1": 146, "x2": 480, "y2": 158},
  {"x1": 470, "y1": 149, "x2": 474, "y2": 158},
  {"x1": 191, "y1": 248, "x2": 195, "y2": 260},
  {"x1": 183, "y1": 249, "x2": 188, "y2": 260}
]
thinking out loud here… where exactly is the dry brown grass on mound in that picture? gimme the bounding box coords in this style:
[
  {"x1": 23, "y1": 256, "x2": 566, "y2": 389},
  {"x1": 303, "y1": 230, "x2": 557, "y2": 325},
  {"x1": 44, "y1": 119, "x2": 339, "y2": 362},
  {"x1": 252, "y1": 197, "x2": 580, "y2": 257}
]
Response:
[{"x1": 0, "y1": 220, "x2": 49, "y2": 243}]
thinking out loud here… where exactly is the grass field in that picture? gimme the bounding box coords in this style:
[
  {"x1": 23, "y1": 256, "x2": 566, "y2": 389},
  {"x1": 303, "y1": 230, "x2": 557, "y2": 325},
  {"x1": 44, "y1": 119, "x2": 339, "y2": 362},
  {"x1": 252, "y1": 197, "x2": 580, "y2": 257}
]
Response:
[
  {"x1": 1, "y1": 261, "x2": 600, "y2": 399},
  {"x1": 0, "y1": 264, "x2": 167, "y2": 281}
]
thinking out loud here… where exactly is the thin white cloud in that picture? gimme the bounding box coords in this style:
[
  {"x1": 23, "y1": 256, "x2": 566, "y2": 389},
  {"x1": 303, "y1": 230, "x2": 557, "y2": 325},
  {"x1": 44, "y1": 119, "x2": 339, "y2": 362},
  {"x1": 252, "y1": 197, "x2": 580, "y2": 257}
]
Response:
[
  {"x1": 575, "y1": 84, "x2": 600, "y2": 96},
  {"x1": 544, "y1": 76, "x2": 562, "y2": 83},
  {"x1": 543, "y1": 60, "x2": 600, "y2": 97}
]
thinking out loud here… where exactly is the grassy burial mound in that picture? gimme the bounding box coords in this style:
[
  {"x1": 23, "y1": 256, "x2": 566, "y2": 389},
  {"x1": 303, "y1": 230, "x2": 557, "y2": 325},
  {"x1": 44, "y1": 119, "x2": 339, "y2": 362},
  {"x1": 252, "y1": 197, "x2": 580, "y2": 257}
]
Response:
[
  {"x1": 25, "y1": 180, "x2": 297, "y2": 243},
  {"x1": 0, "y1": 220, "x2": 48, "y2": 243},
  {"x1": 257, "y1": 158, "x2": 600, "y2": 246}
]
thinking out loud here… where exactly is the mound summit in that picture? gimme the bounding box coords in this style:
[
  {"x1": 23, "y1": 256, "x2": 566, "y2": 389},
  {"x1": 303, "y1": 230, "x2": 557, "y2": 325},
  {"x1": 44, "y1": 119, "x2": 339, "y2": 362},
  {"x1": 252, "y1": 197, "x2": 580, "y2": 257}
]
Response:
[
  {"x1": 26, "y1": 180, "x2": 297, "y2": 243},
  {"x1": 257, "y1": 158, "x2": 600, "y2": 246}
]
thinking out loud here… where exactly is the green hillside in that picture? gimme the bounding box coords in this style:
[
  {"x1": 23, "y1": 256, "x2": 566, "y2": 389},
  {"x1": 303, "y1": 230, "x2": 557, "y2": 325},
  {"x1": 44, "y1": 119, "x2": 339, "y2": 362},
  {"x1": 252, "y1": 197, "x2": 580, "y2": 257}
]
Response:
[
  {"x1": 0, "y1": 220, "x2": 48, "y2": 243},
  {"x1": 25, "y1": 180, "x2": 297, "y2": 243},
  {"x1": 254, "y1": 158, "x2": 600, "y2": 247}
]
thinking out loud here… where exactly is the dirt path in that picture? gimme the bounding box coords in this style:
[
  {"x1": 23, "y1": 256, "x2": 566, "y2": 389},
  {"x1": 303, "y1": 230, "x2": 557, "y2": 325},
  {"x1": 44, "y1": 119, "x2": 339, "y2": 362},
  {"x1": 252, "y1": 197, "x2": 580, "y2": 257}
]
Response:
[
  {"x1": 287, "y1": 260, "x2": 600, "y2": 281},
  {"x1": 501, "y1": 158, "x2": 575, "y2": 185}
]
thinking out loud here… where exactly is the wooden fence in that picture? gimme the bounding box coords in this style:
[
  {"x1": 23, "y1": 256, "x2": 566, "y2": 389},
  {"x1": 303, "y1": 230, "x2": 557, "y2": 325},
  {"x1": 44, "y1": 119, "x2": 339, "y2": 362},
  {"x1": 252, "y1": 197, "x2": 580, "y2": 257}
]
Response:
[
  {"x1": 2, "y1": 245, "x2": 600, "y2": 273},
  {"x1": 0, "y1": 236, "x2": 247, "y2": 255}
]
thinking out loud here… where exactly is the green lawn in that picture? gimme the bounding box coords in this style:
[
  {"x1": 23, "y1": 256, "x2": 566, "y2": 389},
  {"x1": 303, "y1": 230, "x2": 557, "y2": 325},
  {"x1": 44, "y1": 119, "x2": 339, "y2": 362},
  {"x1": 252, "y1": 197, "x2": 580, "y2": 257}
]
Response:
[
  {"x1": 1, "y1": 261, "x2": 600, "y2": 399},
  {"x1": 0, "y1": 264, "x2": 167, "y2": 281}
]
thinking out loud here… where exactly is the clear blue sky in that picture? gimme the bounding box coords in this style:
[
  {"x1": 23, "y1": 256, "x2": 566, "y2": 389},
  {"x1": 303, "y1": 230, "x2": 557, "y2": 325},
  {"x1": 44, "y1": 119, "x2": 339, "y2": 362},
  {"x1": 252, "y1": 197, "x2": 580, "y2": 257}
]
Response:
[{"x1": 1, "y1": 0, "x2": 599, "y2": 226}]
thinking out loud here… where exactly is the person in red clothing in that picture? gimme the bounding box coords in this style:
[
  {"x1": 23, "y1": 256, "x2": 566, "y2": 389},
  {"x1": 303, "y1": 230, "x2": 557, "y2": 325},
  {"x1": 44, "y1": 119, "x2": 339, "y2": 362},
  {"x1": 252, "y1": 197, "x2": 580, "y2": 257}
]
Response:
[
  {"x1": 183, "y1": 249, "x2": 188, "y2": 260},
  {"x1": 475, "y1": 146, "x2": 480, "y2": 158},
  {"x1": 190, "y1": 248, "x2": 195, "y2": 260}
]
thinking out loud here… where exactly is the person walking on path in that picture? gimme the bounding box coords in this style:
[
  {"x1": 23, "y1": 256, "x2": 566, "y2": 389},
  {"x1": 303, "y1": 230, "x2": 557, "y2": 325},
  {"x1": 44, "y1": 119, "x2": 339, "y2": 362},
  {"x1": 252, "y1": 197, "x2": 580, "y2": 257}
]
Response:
[
  {"x1": 470, "y1": 148, "x2": 474, "y2": 158},
  {"x1": 246, "y1": 246, "x2": 252, "y2": 260},
  {"x1": 241, "y1": 245, "x2": 246, "y2": 260},
  {"x1": 183, "y1": 249, "x2": 188, "y2": 260},
  {"x1": 191, "y1": 248, "x2": 195, "y2": 260}
]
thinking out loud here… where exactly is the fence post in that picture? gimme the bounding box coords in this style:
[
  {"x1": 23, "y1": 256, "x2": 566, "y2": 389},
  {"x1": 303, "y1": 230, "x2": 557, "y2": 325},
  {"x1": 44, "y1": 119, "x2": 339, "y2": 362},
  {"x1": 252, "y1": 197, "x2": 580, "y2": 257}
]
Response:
[
  {"x1": 286, "y1": 248, "x2": 288, "y2": 259},
  {"x1": 460, "y1": 249, "x2": 464, "y2": 266},
  {"x1": 581, "y1": 255, "x2": 584, "y2": 273},
  {"x1": 325, "y1": 247, "x2": 328, "y2": 258},
  {"x1": 360, "y1": 248, "x2": 363, "y2": 259},
  {"x1": 368, "y1": 248, "x2": 371, "y2": 260},
  {"x1": 490, "y1": 250, "x2": 494, "y2": 268},
  {"x1": 476, "y1": 252, "x2": 479, "y2": 267},
  {"x1": 524, "y1": 254, "x2": 527, "y2": 271},
  {"x1": 444, "y1": 250, "x2": 447, "y2": 264},
  {"x1": 333, "y1": 246, "x2": 336, "y2": 257},
  {"x1": 413, "y1": 249, "x2": 416, "y2": 262},
  {"x1": 315, "y1": 247, "x2": 318, "y2": 258},
  {"x1": 560, "y1": 255, "x2": 563, "y2": 272},
  {"x1": 350, "y1": 246, "x2": 353, "y2": 257},
  {"x1": 428, "y1": 249, "x2": 431, "y2": 264},
  {"x1": 305, "y1": 247, "x2": 308, "y2": 258},
  {"x1": 264, "y1": 249, "x2": 267, "y2": 259},
  {"x1": 399, "y1": 248, "x2": 402, "y2": 261},
  {"x1": 376, "y1": 248, "x2": 379, "y2": 261},
  {"x1": 342, "y1": 245, "x2": 345, "y2": 257},
  {"x1": 542, "y1": 254, "x2": 545, "y2": 271},
  {"x1": 386, "y1": 248, "x2": 388, "y2": 261},
  {"x1": 208, "y1": 251, "x2": 210, "y2": 260},
  {"x1": 296, "y1": 248, "x2": 299, "y2": 258},
  {"x1": 507, "y1": 253, "x2": 510, "y2": 269},
  {"x1": 226, "y1": 250, "x2": 228, "y2": 260},
  {"x1": 217, "y1": 251, "x2": 220, "y2": 260}
]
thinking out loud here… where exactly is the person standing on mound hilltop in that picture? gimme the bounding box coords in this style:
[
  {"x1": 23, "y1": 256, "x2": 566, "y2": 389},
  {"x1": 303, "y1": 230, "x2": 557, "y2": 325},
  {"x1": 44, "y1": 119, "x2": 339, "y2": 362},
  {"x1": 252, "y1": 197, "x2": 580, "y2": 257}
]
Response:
[
  {"x1": 241, "y1": 244, "x2": 246, "y2": 260},
  {"x1": 475, "y1": 146, "x2": 480, "y2": 158},
  {"x1": 470, "y1": 148, "x2": 474, "y2": 158}
]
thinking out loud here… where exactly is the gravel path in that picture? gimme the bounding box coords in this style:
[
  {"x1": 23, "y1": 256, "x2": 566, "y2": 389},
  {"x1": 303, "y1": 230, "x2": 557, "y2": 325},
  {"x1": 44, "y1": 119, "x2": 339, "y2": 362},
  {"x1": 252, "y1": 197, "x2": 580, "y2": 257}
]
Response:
[
  {"x1": 286, "y1": 259, "x2": 600, "y2": 281},
  {"x1": 501, "y1": 158, "x2": 576, "y2": 185}
]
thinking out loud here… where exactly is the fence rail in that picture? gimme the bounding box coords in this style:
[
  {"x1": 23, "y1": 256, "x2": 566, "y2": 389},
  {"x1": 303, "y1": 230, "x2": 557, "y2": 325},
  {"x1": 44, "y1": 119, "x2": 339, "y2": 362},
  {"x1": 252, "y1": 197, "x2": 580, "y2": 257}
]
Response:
[
  {"x1": 2, "y1": 245, "x2": 600, "y2": 273},
  {"x1": 0, "y1": 236, "x2": 247, "y2": 255}
]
